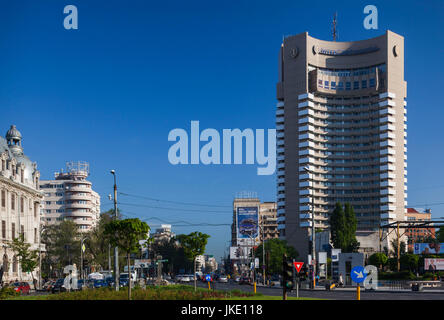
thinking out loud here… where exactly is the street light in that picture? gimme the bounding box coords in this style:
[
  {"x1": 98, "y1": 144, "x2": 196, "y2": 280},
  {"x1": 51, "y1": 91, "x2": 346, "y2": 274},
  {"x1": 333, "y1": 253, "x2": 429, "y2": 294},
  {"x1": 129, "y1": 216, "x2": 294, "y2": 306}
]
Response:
[
  {"x1": 304, "y1": 166, "x2": 316, "y2": 289},
  {"x1": 110, "y1": 170, "x2": 119, "y2": 291}
]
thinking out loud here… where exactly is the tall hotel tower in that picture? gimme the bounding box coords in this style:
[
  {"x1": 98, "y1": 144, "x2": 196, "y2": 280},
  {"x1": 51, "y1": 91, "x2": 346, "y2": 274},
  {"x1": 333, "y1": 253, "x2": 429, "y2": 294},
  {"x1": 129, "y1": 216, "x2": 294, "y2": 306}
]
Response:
[{"x1": 276, "y1": 31, "x2": 407, "y2": 260}]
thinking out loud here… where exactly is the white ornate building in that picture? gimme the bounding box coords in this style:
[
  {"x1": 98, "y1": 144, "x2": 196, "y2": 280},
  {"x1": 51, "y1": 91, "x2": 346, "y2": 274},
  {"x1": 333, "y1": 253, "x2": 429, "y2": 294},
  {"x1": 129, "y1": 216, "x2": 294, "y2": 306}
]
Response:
[{"x1": 0, "y1": 125, "x2": 43, "y2": 283}]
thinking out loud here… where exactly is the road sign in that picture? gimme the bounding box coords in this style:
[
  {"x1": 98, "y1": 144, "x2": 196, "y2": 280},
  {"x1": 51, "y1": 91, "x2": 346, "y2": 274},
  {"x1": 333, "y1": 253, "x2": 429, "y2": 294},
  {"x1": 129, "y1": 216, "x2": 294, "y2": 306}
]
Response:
[
  {"x1": 82, "y1": 244, "x2": 86, "y2": 253},
  {"x1": 351, "y1": 266, "x2": 367, "y2": 284},
  {"x1": 158, "y1": 259, "x2": 168, "y2": 263},
  {"x1": 205, "y1": 274, "x2": 212, "y2": 282},
  {"x1": 293, "y1": 262, "x2": 304, "y2": 273}
]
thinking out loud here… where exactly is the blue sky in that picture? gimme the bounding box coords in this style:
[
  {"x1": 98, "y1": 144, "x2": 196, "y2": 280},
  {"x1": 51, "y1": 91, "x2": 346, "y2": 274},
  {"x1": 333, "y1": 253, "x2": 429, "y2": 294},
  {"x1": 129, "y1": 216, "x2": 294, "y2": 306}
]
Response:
[{"x1": 1, "y1": 0, "x2": 443, "y2": 260}]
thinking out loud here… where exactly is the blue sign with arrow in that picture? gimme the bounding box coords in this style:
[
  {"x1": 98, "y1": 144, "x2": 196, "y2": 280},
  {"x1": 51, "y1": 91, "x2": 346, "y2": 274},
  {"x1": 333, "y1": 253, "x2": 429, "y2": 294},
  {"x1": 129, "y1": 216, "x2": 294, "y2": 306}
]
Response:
[
  {"x1": 351, "y1": 266, "x2": 367, "y2": 284},
  {"x1": 205, "y1": 274, "x2": 212, "y2": 282}
]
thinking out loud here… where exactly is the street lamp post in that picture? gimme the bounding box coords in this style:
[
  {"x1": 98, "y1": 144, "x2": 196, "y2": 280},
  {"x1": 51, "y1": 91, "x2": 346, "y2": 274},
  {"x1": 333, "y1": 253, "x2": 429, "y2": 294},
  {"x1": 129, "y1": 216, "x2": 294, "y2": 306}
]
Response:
[
  {"x1": 304, "y1": 167, "x2": 316, "y2": 289},
  {"x1": 110, "y1": 170, "x2": 120, "y2": 291}
]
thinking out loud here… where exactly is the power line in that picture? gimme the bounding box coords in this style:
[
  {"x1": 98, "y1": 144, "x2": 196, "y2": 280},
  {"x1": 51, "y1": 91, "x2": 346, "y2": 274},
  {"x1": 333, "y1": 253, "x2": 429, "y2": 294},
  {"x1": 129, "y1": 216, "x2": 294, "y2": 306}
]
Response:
[
  {"x1": 118, "y1": 191, "x2": 231, "y2": 208},
  {"x1": 119, "y1": 210, "x2": 231, "y2": 227},
  {"x1": 117, "y1": 202, "x2": 228, "y2": 214}
]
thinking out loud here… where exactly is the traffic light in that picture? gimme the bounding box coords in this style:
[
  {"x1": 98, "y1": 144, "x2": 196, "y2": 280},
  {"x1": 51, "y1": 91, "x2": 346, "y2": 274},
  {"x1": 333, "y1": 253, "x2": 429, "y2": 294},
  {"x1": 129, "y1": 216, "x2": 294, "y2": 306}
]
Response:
[{"x1": 282, "y1": 254, "x2": 294, "y2": 291}]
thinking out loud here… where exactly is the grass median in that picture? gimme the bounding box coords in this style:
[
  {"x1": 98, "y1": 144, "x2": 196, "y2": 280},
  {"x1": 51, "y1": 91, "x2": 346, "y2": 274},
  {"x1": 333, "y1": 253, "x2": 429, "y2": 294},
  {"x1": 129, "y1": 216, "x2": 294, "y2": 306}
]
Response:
[{"x1": 6, "y1": 285, "x2": 323, "y2": 300}]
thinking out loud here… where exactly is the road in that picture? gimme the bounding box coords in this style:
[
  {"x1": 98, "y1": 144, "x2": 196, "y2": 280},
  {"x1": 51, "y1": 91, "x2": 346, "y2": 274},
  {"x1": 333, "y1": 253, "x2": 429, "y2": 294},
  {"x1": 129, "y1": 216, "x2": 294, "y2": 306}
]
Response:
[{"x1": 195, "y1": 280, "x2": 444, "y2": 300}]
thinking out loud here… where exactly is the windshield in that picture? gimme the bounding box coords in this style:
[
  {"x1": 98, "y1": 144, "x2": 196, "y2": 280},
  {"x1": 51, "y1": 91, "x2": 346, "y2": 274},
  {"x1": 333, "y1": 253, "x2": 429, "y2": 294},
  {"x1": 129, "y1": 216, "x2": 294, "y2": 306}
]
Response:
[{"x1": 120, "y1": 274, "x2": 129, "y2": 279}]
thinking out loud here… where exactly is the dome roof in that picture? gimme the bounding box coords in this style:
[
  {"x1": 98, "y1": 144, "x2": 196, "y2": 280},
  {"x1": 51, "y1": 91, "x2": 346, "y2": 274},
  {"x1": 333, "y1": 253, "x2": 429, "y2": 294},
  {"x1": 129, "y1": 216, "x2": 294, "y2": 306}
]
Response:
[{"x1": 6, "y1": 125, "x2": 22, "y2": 141}]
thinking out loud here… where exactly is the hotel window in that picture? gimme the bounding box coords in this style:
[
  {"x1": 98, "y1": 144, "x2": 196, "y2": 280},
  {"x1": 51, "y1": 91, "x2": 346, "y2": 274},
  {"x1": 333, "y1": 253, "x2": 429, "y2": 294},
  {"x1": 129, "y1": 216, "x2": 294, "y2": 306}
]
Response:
[
  {"x1": 45, "y1": 209, "x2": 51, "y2": 214},
  {"x1": 20, "y1": 197, "x2": 24, "y2": 213},
  {"x1": 11, "y1": 194, "x2": 15, "y2": 210},
  {"x1": 338, "y1": 82, "x2": 344, "y2": 90},
  {"x1": 1, "y1": 221, "x2": 5, "y2": 239},
  {"x1": 324, "y1": 81, "x2": 329, "y2": 89},
  {"x1": 369, "y1": 78, "x2": 376, "y2": 87},
  {"x1": 353, "y1": 81, "x2": 359, "y2": 90},
  {"x1": 21, "y1": 225, "x2": 24, "y2": 240},
  {"x1": 331, "y1": 81, "x2": 336, "y2": 90},
  {"x1": 1, "y1": 190, "x2": 4, "y2": 208},
  {"x1": 11, "y1": 223, "x2": 15, "y2": 239},
  {"x1": 34, "y1": 228, "x2": 37, "y2": 244},
  {"x1": 20, "y1": 169, "x2": 24, "y2": 183},
  {"x1": 346, "y1": 82, "x2": 351, "y2": 90},
  {"x1": 361, "y1": 80, "x2": 367, "y2": 89}
]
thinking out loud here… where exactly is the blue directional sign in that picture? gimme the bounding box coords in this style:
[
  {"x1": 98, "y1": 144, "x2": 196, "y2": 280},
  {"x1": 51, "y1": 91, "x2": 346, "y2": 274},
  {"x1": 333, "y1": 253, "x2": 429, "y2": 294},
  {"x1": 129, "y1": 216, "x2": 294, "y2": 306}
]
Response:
[
  {"x1": 205, "y1": 274, "x2": 212, "y2": 282},
  {"x1": 351, "y1": 266, "x2": 367, "y2": 284}
]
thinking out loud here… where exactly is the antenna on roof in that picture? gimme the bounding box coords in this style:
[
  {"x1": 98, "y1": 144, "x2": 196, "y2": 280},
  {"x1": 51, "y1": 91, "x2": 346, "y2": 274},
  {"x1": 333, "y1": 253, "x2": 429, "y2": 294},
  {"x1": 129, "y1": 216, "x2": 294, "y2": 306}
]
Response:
[{"x1": 332, "y1": 12, "x2": 338, "y2": 41}]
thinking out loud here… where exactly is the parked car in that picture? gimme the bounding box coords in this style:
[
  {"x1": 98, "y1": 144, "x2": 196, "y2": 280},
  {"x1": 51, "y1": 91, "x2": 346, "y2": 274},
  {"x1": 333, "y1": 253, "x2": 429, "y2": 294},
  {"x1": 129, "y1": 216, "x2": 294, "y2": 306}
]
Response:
[
  {"x1": 76, "y1": 279, "x2": 86, "y2": 291},
  {"x1": 119, "y1": 274, "x2": 130, "y2": 287},
  {"x1": 239, "y1": 277, "x2": 252, "y2": 285},
  {"x1": 180, "y1": 275, "x2": 191, "y2": 283},
  {"x1": 234, "y1": 276, "x2": 241, "y2": 283},
  {"x1": 51, "y1": 278, "x2": 67, "y2": 294},
  {"x1": 11, "y1": 282, "x2": 31, "y2": 295},
  {"x1": 218, "y1": 275, "x2": 228, "y2": 283},
  {"x1": 42, "y1": 280, "x2": 55, "y2": 292},
  {"x1": 93, "y1": 279, "x2": 107, "y2": 288}
]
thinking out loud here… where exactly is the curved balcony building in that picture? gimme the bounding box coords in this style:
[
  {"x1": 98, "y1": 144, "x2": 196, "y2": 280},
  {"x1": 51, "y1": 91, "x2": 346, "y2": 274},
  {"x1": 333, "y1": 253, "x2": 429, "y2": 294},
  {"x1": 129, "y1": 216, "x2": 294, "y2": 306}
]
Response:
[
  {"x1": 40, "y1": 161, "x2": 101, "y2": 232},
  {"x1": 276, "y1": 31, "x2": 407, "y2": 260}
]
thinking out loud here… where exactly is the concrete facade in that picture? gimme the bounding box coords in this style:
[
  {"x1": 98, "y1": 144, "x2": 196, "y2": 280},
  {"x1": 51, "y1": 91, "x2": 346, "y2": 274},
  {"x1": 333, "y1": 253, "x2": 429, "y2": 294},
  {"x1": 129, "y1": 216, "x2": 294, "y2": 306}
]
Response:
[
  {"x1": 40, "y1": 161, "x2": 100, "y2": 232},
  {"x1": 276, "y1": 31, "x2": 407, "y2": 262}
]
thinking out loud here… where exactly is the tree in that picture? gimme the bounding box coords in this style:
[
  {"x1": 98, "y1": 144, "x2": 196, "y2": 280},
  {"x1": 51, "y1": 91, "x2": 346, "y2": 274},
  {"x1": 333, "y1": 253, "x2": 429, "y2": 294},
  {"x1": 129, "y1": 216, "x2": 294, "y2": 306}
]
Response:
[
  {"x1": 330, "y1": 202, "x2": 346, "y2": 251},
  {"x1": 254, "y1": 238, "x2": 298, "y2": 275},
  {"x1": 151, "y1": 238, "x2": 192, "y2": 275},
  {"x1": 86, "y1": 210, "x2": 115, "y2": 270},
  {"x1": 368, "y1": 252, "x2": 388, "y2": 270},
  {"x1": 437, "y1": 227, "x2": 444, "y2": 243},
  {"x1": 330, "y1": 202, "x2": 360, "y2": 252},
  {"x1": 9, "y1": 234, "x2": 39, "y2": 289},
  {"x1": 104, "y1": 218, "x2": 150, "y2": 300},
  {"x1": 344, "y1": 203, "x2": 360, "y2": 252},
  {"x1": 390, "y1": 239, "x2": 407, "y2": 257},
  {"x1": 41, "y1": 220, "x2": 80, "y2": 277},
  {"x1": 176, "y1": 232, "x2": 210, "y2": 291},
  {"x1": 400, "y1": 253, "x2": 419, "y2": 273}
]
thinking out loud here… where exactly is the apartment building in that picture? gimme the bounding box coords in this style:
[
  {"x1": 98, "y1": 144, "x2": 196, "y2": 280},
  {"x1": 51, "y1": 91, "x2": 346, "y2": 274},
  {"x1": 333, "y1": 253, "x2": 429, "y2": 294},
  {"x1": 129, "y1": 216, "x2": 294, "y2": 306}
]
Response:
[{"x1": 40, "y1": 161, "x2": 101, "y2": 232}]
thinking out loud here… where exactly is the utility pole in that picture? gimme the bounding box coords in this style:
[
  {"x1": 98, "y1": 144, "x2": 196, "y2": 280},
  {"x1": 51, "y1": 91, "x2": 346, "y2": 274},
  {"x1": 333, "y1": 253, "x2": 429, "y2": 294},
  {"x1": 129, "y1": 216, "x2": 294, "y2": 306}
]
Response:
[
  {"x1": 262, "y1": 219, "x2": 265, "y2": 286},
  {"x1": 397, "y1": 221, "x2": 400, "y2": 272},
  {"x1": 111, "y1": 170, "x2": 119, "y2": 290},
  {"x1": 38, "y1": 223, "x2": 42, "y2": 290},
  {"x1": 304, "y1": 167, "x2": 316, "y2": 289}
]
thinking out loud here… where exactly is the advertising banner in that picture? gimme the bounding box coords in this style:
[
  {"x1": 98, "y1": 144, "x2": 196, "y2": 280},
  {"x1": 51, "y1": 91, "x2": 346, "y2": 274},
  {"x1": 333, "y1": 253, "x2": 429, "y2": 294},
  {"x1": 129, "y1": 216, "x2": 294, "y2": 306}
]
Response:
[
  {"x1": 230, "y1": 246, "x2": 252, "y2": 260},
  {"x1": 236, "y1": 206, "x2": 259, "y2": 246},
  {"x1": 414, "y1": 243, "x2": 444, "y2": 255},
  {"x1": 424, "y1": 258, "x2": 444, "y2": 271}
]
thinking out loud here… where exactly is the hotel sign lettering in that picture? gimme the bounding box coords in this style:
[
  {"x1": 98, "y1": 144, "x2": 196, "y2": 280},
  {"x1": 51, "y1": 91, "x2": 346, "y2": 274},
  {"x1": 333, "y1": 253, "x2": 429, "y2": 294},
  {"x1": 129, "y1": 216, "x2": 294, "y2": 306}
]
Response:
[{"x1": 313, "y1": 45, "x2": 379, "y2": 56}]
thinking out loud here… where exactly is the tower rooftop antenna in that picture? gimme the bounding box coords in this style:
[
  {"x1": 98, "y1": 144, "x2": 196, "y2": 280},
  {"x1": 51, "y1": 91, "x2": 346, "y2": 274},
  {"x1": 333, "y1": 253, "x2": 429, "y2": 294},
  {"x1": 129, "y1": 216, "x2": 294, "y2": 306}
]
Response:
[{"x1": 332, "y1": 12, "x2": 338, "y2": 41}]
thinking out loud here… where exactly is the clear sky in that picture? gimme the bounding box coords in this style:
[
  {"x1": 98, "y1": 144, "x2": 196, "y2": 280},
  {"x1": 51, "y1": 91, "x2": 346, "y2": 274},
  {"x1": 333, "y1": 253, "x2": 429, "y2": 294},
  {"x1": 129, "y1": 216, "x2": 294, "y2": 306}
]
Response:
[{"x1": 1, "y1": 0, "x2": 443, "y2": 261}]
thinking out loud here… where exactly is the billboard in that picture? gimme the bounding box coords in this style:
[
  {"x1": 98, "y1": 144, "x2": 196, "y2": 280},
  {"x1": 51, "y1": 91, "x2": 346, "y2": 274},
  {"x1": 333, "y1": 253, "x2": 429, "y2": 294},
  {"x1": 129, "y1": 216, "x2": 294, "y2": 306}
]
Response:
[
  {"x1": 236, "y1": 206, "x2": 259, "y2": 246},
  {"x1": 230, "y1": 246, "x2": 252, "y2": 260},
  {"x1": 414, "y1": 243, "x2": 444, "y2": 255},
  {"x1": 424, "y1": 258, "x2": 444, "y2": 271}
]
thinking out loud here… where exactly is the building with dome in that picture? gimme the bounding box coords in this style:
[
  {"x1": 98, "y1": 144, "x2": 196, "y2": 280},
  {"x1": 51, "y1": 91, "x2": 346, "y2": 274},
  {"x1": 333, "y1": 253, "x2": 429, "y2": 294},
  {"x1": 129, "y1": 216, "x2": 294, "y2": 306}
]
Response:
[
  {"x1": 39, "y1": 161, "x2": 101, "y2": 232},
  {"x1": 0, "y1": 125, "x2": 43, "y2": 283}
]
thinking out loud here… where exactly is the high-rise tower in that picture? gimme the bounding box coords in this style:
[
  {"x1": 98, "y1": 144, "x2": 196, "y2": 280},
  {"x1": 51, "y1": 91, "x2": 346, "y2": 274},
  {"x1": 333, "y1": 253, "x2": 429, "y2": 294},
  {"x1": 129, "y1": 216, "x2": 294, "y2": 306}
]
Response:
[{"x1": 276, "y1": 31, "x2": 407, "y2": 260}]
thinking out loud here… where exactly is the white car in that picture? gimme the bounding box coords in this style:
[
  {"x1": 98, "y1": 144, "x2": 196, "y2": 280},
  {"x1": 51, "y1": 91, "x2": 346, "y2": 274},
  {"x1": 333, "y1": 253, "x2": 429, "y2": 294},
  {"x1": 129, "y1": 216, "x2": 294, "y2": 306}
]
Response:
[{"x1": 218, "y1": 276, "x2": 228, "y2": 283}]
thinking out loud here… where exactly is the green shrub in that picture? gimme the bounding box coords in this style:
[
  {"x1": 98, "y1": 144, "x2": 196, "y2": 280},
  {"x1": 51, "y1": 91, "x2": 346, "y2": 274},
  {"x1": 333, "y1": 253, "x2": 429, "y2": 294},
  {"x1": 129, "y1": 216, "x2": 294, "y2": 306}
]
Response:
[{"x1": 0, "y1": 287, "x2": 20, "y2": 300}]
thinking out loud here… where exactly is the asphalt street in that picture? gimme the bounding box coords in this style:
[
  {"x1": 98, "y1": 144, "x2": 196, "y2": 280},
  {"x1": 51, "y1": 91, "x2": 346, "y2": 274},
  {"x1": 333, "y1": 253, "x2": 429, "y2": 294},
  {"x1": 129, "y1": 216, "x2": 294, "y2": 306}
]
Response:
[{"x1": 196, "y1": 281, "x2": 444, "y2": 300}]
